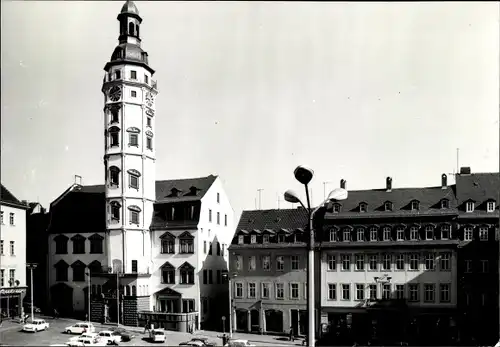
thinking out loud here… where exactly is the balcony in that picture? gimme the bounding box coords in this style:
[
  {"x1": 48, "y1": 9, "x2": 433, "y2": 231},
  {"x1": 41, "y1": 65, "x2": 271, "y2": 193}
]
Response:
[{"x1": 91, "y1": 266, "x2": 151, "y2": 278}]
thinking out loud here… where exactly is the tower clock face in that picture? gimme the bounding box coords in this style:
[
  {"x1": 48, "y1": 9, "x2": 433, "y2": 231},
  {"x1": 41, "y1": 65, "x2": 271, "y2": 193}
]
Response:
[
  {"x1": 145, "y1": 92, "x2": 155, "y2": 107},
  {"x1": 108, "y1": 86, "x2": 122, "y2": 102}
]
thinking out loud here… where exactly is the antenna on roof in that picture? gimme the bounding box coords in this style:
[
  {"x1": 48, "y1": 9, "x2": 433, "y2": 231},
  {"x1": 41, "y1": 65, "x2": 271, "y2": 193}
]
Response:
[
  {"x1": 277, "y1": 192, "x2": 284, "y2": 210},
  {"x1": 74, "y1": 175, "x2": 82, "y2": 185},
  {"x1": 456, "y1": 148, "x2": 460, "y2": 174},
  {"x1": 322, "y1": 182, "x2": 331, "y2": 201}
]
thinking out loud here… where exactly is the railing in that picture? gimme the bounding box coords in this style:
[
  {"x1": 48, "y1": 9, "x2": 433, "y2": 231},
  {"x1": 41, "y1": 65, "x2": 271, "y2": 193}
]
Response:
[{"x1": 92, "y1": 266, "x2": 150, "y2": 276}]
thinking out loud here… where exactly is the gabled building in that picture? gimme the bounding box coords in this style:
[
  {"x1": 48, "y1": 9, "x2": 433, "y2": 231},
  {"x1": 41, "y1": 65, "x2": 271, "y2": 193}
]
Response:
[
  {"x1": 229, "y1": 208, "x2": 309, "y2": 336},
  {"x1": 0, "y1": 184, "x2": 29, "y2": 318}
]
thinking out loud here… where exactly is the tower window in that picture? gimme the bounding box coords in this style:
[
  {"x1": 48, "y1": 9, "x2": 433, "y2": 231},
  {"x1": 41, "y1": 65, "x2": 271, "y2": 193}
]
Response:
[
  {"x1": 129, "y1": 133, "x2": 138, "y2": 147},
  {"x1": 109, "y1": 130, "x2": 119, "y2": 147},
  {"x1": 130, "y1": 210, "x2": 139, "y2": 225},
  {"x1": 110, "y1": 202, "x2": 121, "y2": 221},
  {"x1": 109, "y1": 166, "x2": 120, "y2": 187},
  {"x1": 130, "y1": 70, "x2": 137, "y2": 80},
  {"x1": 147, "y1": 117, "x2": 152, "y2": 127},
  {"x1": 131, "y1": 90, "x2": 137, "y2": 98},
  {"x1": 128, "y1": 22, "x2": 135, "y2": 36},
  {"x1": 144, "y1": 74, "x2": 149, "y2": 84},
  {"x1": 146, "y1": 137, "x2": 153, "y2": 150},
  {"x1": 136, "y1": 24, "x2": 140, "y2": 37},
  {"x1": 129, "y1": 174, "x2": 139, "y2": 190},
  {"x1": 115, "y1": 70, "x2": 121, "y2": 80},
  {"x1": 110, "y1": 109, "x2": 119, "y2": 123}
]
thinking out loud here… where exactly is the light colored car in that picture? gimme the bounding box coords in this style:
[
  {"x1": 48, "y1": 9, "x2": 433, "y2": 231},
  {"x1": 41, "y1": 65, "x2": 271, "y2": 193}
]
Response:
[
  {"x1": 224, "y1": 340, "x2": 255, "y2": 347},
  {"x1": 22, "y1": 318, "x2": 50, "y2": 332},
  {"x1": 67, "y1": 337, "x2": 106, "y2": 347},
  {"x1": 69, "y1": 332, "x2": 99, "y2": 342},
  {"x1": 65, "y1": 322, "x2": 96, "y2": 334},
  {"x1": 98, "y1": 330, "x2": 121, "y2": 345},
  {"x1": 179, "y1": 341, "x2": 204, "y2": 346},
  {"x1": 151, "y1": 329, "x2": 167, "y2": 343}
]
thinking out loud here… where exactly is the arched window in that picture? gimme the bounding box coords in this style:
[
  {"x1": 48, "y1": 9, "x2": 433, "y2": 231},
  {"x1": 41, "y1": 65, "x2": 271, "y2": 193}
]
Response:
[
  {"x1": 128, "y1": 22, "x2": 135, "y2": 36},
  {"x1": 132, "y1": 285, "x2": 137, "y2": 296},
  {"x1": 126, "y1": 285, "x2": 130, "y2": 296},
  {"x1": 109, "y1": 166, "x2": 121, "y2": 187},
  {"x1": 110, "y1": 201, "x2": 121, "y2": 221},
  {"x1": 108, "y1": 126, "x2": 120, "y2": 147},
  {"x1": 136, "y1": 24, "x2": 140, "y2": 37}
]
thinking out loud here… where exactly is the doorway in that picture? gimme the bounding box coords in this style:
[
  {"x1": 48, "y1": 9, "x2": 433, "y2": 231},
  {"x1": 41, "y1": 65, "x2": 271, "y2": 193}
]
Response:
[{"x1": 250, "y1": 310, "x2": 260, "y2": 332}]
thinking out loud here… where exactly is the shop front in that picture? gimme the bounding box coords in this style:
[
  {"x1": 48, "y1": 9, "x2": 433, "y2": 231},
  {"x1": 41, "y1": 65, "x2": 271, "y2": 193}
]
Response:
[{"x1": 0, "y1": 287, "x2": 27, "y2": 318}]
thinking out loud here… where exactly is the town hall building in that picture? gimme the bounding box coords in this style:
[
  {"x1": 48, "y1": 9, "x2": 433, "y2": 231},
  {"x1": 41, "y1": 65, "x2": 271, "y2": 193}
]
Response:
[{"x1": 45, "y1": 1, "x2": 234, "y2": 331}]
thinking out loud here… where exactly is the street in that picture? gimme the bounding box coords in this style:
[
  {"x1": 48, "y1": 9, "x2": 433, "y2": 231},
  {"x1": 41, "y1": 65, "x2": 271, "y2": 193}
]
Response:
[{"x1": 0, "y1": 318, "x2": 298, "y2": 346}]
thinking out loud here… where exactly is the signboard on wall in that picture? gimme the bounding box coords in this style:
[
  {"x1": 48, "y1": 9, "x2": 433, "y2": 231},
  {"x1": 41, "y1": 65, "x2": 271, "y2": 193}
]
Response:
[{"x1": 0, "y1": 288, "x2": 26, "y2": 295}]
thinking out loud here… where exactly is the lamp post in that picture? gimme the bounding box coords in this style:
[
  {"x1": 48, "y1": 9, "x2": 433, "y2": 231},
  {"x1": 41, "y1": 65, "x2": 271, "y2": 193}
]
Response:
[
  {"x1": 284, "y1": 166, "x2": 348, "y2": 347},
  {"x1": 86, "y1": 269, "x2": 91, "y2": 322},
  {"x1": 222, "y1": 271, "x2": 237, "y2": 339},
  {"x1": 26, "y1": 263, "x2": 38, "y2": 322}
]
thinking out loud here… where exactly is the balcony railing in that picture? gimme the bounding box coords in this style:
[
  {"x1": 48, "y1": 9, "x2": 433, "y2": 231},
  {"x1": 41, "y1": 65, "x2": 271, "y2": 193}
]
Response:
[{"x1": 91, "y1": 266, "x2": 150, "y2": 276}]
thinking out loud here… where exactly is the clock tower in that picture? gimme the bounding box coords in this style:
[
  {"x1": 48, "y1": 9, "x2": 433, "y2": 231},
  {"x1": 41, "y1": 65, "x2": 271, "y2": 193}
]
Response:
[{"x1": 102, "y1": 0, "x2": 157, "y2": 275}]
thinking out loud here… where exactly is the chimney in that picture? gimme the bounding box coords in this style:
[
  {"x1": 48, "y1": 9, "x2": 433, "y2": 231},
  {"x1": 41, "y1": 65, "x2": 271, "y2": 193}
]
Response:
[
  {"x1": 441, "y1": 174, "x2": 447, "y2": 189},
  {"x1": 340, "y1": 179, "x2": 346, "y2": 190},
  {"x1": 386, "y1": 177, "x2": 392, "y2": 192},
  {"x1": 460, "y1": 167, "x2": 471, "y2": 175}
]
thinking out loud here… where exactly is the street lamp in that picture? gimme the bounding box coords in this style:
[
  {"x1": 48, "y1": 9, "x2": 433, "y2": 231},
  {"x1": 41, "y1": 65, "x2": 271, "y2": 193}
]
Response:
[
  {"x1": 86, "y1": 269, "x2": 91, "y2": 322},
  {"x1": 26, "y1": 263, "x2": 38, "y2": 322},
  {"x1": 285, "y1": 166, "x2": 348, "y2": 347},
  {"x1": 222, "y1": 271, "x2": 237, "y2": 339}
]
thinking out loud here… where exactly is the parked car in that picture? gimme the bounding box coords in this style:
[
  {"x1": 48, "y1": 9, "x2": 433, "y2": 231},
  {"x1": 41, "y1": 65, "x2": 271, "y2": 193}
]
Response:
[
  {"x1": 150, "y1": 328, "x2": 167, "y2": 343},
  {"x1": 65, "y1": 322, "x2": 96, "y2": 335},
  {"x1": 108, "y1": 327, "x2": 134, "y2": 342},
  {"x1": 22, "y1": 318, "x2": 49, "y2": 332},
  {"x1": 98, "y1": 330, "x2": 121, "y2": 345},
  {"x1": 69, "y1": 333, "x2": 99, "y2": 342},
  {"x1": 67, "y1": 337, "x2": 106, "y2": 347},
  {"x1": 223, "y1": 340, "x2": 255, "y2": 347},
  {"x1": 179, "y1": 341, "x2": 204, "y2": 347}
]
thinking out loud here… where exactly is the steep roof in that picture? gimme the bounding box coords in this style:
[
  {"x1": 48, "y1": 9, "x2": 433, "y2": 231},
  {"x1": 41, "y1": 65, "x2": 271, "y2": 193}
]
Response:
[
  {"x1": 236, "y1": 208, "x2": 309, "y2": 232},
  {"x1": 324, "y1": 185, "x2": 458, "y2": 219},
  {"x1": 155, "y1": 175, "x2": 217, "y2": 203},
  {"x1": 455, "y1": 173, "x2": 499, "y2": 204},
  {"x1": 0, "y1": 183, "x2": 26, "y2": 208}
]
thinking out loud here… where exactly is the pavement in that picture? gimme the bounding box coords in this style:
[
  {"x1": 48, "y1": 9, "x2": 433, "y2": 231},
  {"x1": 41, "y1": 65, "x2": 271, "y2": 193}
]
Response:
[{"x1": 0, "y1": 316, "x2": 299, "y2": 346}]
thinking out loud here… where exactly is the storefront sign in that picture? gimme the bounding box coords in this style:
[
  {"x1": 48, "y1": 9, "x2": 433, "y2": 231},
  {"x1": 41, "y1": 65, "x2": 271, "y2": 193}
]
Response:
[
  {"x1": 0, "y1": 288, "x2": 26, "y2": 295},
  {"x1": 321, "y1": 313, "x2": 328, "y2": 324}
]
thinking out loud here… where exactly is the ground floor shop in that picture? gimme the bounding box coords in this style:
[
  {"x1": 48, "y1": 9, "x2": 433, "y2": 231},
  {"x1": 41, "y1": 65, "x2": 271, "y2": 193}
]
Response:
[
  {"x1": 321, "y1": 305, "x2": 458, "y2": 346},
  {"x1": 233, "y1": 301, "x2": 307, "y2": 336},
  {"x1": 0, "y1": 287, "x2": 27, "y2": 318}
]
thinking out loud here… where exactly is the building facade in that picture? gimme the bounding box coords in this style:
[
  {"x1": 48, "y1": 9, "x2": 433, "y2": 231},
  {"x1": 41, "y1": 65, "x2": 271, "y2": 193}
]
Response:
[
  {"x1": 0, "y1": 184, "x2": 29, "y2": 318},
  {"x1": 45, "y1": 1, "x2": 234, "y2": 330},
  {"x1": 318, "y1": 175, "x2": 460, "y2": 345},
  {"x1": 454, "y1": 168, "x2": 499, "y2": 344},
  {"x1": 229, "y1": 209, "x2": 309, "y2": 336}
]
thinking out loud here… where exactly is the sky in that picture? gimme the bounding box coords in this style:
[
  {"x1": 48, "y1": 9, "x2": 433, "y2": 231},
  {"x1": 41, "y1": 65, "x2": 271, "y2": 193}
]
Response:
[{"x1": 1, "y1": 1, "x2": 499, "y2": 222}]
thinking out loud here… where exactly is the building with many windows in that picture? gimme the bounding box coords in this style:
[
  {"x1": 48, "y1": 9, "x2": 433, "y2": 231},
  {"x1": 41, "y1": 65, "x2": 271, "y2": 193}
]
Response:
[
  {"x1": 318, "y1": 170, "x2": 498, "y2": 346},
  {"x1": 45, "y1": 0, "x2": 234, "y2": 330},
  {"x1": 229, "y1": 209, "x2": 309, "y2": 336},
  {"x1": 0, "y1": 184, "x2": 29, "y2": 318}
]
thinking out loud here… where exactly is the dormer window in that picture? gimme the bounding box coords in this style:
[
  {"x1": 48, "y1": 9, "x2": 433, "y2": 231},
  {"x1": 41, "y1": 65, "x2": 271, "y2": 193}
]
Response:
[
  {"x1": 396, "y1": 227, "x2": 405, "y2": 241},
  {"x1": 369, "y1": 227, "x2": 378, "y2": 241},
  {"x1": 425, "y1": 225, "x2": 434, "y2": 240},
  {"x1": 384, "y1": 201, "x2": 393, "y2": 211},
  {"x1": 382, "y1": 227, "x2": 391, "y2": 241},
  {"x1": 441, "y1": 199, "x2": 449, "y2": 209},
  {"x1": 238, "y1": 235, "x2": 244, "y2": 244},
  {"x1": 170, "y1": 188, "x2": 180, "y2": 197},
  {"x1": 250, "y1": 235, "x2": 256, "y2": 244},
  {"x1": 466, "y1": 201, "x2": 475, "y2": 213},
  {"x1": 263, "y1": 235, "x2": 269, "y2": 243},
  {"x1": 329, "y1": 229, "x2": 337, "y2": 242},
  {"x1": 278, "y1": 234, "x2": 286, "y2": 243},
  {"x1": 487, "y1": 201, "x2": 496, "y2": 212},
  {"x1": 332, "y1": 204, "x2": 341, "y2": 213},
  {"x1": 411, "y1": 200, "x2": 420, "y2": 211},
  {"x1": 356, "y1": 228, "x2": 365, "y2": 242},
  {"x1": 359, "y1": 203, "x2": 367, "y2": 213}
]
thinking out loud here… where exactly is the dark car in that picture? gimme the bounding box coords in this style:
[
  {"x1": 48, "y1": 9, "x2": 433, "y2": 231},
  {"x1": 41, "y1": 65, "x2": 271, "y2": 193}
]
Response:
[
  {"x1": 179, "y1": 338, "x2": 217, "y2": 347},
  {"x1": 109, "y1": 327, "x2": 135, "y2": 342}
]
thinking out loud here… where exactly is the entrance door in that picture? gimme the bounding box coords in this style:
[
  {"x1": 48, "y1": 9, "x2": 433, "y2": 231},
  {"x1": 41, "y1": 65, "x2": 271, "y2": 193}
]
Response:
[
  {"x1": 250, "y1": 310, "x2": 259, "y2": 332},
  {"x1": 291, "y1": 310, "x2": 299, "y2": 336},
  {"x1": 299, "y1": 310, "x2": 307, "y2": 336}
]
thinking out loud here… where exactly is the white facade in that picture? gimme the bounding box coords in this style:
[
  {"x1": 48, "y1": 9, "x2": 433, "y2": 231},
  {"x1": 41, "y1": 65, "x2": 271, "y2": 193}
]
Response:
[
  {"x1": 149, "y1": 176, "x2": 234, "y2": 326},
  {"x1": 320, "y1": 249, "x2": 458, "y2": 309},
  {"x1": 0, "y1": 203, "x2": 27, "y2": 288}
]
